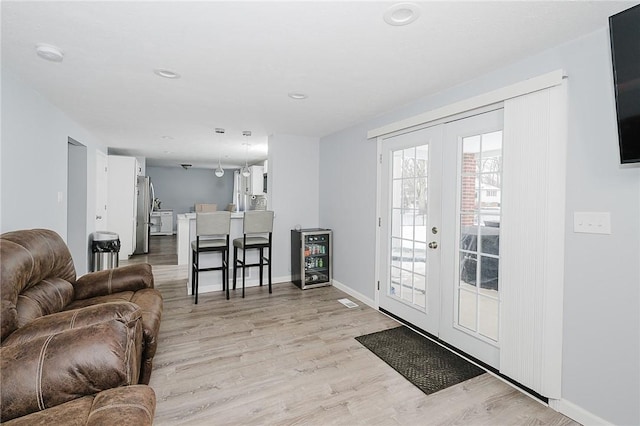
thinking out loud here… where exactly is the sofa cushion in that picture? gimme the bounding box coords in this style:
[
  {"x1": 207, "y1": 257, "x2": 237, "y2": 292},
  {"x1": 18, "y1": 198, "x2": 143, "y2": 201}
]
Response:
[
  {"x1": 1, "y1": 395, "x2": 94, "y2": 426},
  {"x1": 0, "y1": 320, "x2": 142, "y2": 422},
  {"x1": 15, "y1": 278, "x2": 75, "y2": 328},
  {"x1": 2, "y1": 302, "x2": 141, "y2": 347}
]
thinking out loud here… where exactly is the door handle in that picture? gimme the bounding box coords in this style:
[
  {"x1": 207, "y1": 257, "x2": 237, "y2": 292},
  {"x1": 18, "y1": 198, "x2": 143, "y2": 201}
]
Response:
[
  {"x1": 96, "y1": 215, "x2": 103, "y2": 220},
  {"x1": 428, "y1": 241, "x2": 438, "y2": 249}
]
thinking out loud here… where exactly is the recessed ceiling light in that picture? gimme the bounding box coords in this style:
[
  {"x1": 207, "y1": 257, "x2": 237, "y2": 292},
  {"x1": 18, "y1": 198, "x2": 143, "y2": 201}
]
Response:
[
  {"x1": 288, "y1": 92, "x2": 308, "y2": 100},
  {"x1": 154, "y1": 69, "x2": 181, "y2": 79},
  {"x1": 384, "y1": 3, "x2": 421, "y2": 26},
  {"x1": 35, "y1": 43, "x2": 64, "y2": 62}
]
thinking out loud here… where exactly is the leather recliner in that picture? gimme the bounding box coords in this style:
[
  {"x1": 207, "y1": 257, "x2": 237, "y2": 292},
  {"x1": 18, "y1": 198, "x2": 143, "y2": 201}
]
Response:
[{"x1": 0, "y1": 229, "x2": 163, "y2": 424}]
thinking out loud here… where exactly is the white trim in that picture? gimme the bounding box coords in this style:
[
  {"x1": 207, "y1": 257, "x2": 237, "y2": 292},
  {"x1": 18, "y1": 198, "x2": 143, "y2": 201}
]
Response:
[
  {"x1": 374, "y1": 137, "x2": 383, "y2": 309},
  {"x1": 332, "y1": 278, "x2": 377, "y2": 309},
  {"x1": 368, "y1": 70, "x2": 565, "y2": 139},
  {"x1": 549, "y1": 399, "x2": 613, "y2": 426},
  {"x1": 273, "y1": 275, "x2": 293, "y2": 284}
]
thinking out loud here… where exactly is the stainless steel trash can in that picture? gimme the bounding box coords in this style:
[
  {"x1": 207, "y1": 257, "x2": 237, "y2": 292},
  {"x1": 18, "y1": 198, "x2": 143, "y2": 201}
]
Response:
[{"x1": 91, "y1": 231, "x2": 120, "y2": 272}]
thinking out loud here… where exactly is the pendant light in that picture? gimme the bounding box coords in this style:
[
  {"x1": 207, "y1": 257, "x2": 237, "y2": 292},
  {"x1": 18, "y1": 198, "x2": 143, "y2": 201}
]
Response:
[
  {"x1": 214, "y1": 128, "x2": 225, "y2": 178},
  {"x1": 241, "y1": 130, "x2": 251, "y2": 177}
]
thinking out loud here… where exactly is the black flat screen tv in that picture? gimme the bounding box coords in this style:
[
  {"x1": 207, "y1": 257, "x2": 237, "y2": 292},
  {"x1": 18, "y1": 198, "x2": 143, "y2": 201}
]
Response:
[{"x1": 609, "y1": 4, "x2": 640, "y2": 164}]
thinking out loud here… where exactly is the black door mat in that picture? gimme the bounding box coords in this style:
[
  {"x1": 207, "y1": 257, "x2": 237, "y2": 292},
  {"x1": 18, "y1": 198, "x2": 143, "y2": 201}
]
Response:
[{"x1": 355, "y1": 326, "x2": 485, "y2": 395}]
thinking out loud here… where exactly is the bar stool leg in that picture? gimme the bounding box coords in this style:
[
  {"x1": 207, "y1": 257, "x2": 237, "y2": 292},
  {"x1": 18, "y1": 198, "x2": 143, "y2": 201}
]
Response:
[
  {"x1": 259, "y1": 247, "x2": 264, "y2": 286},
  {"x1": 222, "y1": 243, "x2": 229, "y2": 300},
  {"x1": 194, "y1": 250, "x2": 199, "y2": 304},
  {"x1": 242, "y1": 247, "x2": 246, "y2": 298},
  {"x1": 233, "y1": 246, "x2": 238, "y2": 290},
  {"x1": 268, "y1": 246, "x2": 272, "y2": 294},
  {"x1": 191, "y1": 249, "x2": 195, "y2": 297}
]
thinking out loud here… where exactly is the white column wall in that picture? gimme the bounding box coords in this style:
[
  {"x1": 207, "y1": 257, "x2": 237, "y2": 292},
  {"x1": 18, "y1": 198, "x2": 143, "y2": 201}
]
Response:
[{"x1": 268, "y1": 134, "x2": 320, "y2": 282}]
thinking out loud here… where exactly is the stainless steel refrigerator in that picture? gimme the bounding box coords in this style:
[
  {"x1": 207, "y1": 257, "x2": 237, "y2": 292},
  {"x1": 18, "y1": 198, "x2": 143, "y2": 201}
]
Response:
[{"x1": 135, "y1": 175, "x2": 154, "y2": 254}]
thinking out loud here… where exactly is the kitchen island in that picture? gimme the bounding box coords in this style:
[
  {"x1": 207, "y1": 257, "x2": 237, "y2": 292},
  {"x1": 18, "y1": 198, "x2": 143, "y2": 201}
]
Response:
[{"x1": 176, "y1": 212, "x2": 262, "y2": 296}]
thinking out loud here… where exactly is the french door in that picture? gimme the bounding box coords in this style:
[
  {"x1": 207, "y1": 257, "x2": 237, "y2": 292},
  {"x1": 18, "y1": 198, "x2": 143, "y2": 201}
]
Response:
[
  {"x1": 379, "y1": 125, "x2": 443, "y2": 335},
  {"x1": 379, "y1": 108, "x2": 503, "y2": 369}
]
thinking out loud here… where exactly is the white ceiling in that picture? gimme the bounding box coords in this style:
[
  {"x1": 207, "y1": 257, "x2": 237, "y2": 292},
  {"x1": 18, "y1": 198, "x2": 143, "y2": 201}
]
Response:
[{"x1": 2, "y1": 1, "x2": 636, "y2": 169}]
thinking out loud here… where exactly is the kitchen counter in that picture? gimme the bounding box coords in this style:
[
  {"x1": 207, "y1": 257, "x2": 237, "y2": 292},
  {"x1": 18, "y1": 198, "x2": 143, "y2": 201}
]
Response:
[{"x1": 176, "y1": 211, "x2": 261, "y2": 295}]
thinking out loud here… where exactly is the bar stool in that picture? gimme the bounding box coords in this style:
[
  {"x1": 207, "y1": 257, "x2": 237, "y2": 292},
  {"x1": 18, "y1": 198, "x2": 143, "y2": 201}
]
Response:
[
  {"x1": 191, "y1": 211, "x2": 231, "y2": 303},
  {"x1": 233, "y1": 210, "x2": 274, "y2": 298}
]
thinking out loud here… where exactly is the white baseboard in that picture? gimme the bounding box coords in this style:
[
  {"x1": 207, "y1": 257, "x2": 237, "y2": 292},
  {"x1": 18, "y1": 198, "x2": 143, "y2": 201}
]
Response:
[
  {"x1": 273, "y1": 275, "x2": 292, "y2": 284},
  {"x1": 331, "y1": 279, "x2": 376, "y2": 309},
  {"x1": 189, "y1": 275, "x2": 292, "y2": 295},
  {"x1": 549, "y1": 398, "x2": 612, "y2": 426}
]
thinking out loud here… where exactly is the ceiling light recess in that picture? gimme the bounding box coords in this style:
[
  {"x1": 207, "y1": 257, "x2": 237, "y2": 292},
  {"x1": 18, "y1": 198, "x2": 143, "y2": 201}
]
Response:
[
  {"x1": 384, "y1": 3, "x2": 421, "y2": 26},
  {"x1": 35, "y1": 43, "x2": 64, "y2": 62},
  {"x1": 154, "y1": 69, "x2": 181, "y2": 79},
  {"x1": 288, "y1": 92, "x2": 308, "y2": 100}
]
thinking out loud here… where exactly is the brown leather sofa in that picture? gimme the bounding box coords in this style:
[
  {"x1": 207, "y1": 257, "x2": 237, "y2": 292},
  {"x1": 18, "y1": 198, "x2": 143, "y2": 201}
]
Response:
[{"x1": 0, "y1": 229, "x2": 163, "y2": 424}]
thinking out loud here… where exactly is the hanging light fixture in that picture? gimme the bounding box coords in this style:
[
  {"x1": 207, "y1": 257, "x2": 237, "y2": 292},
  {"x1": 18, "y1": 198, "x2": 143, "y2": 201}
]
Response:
[
  {"x1": 241, "y1": 130, "x2": 251, "y2": 177},
  {"x1": 214, "y1": 128, "x2": 225, "y2": 178}
]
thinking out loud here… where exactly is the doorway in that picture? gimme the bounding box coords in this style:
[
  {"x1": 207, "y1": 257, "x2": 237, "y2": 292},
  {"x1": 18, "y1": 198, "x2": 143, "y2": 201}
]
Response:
[
  {"x1": 378, "y1": 108, "x2": 503, "y2": 369},
  {"x1": 67, "y1": 138, "x2": 87, "y2": 274}
]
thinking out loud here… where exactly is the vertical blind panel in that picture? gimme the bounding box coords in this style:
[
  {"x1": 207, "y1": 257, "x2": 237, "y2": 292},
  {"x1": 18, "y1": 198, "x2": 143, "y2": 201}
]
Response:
[{"x1": 500, "y1": 85, "x2": 566, "y2": 398}]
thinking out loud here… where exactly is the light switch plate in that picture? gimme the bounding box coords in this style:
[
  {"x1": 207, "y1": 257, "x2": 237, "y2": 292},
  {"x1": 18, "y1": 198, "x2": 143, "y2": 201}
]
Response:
[{"x1": 574, "y1": 212, "x2": 611, "y2": 234}]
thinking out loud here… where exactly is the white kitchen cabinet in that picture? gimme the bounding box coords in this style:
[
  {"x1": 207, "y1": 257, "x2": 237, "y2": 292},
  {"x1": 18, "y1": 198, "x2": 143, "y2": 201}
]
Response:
[
  {"x1": 243, "y1": 165, "x2": 264, "y2": 195},
  {"x1": 151, "y1": 210, "x2": 173, "y2": 235},
  {"x1": 107, "y1": 155, "x2": 138, "y2": 261}
]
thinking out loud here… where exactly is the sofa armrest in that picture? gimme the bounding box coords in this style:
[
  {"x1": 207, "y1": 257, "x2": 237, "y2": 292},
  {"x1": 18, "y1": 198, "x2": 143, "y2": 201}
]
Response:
[
  {"x1": 1, "y1": 319, "x2": 142, "y2": 422},
  {"x1": 2, "y1": 302, "x2": 141, "y2": 347},
  {"x1": 87, "y1": 385, "x2": 156, "y2": 425},
  {"x1": 73, "y1": 264, "x2": 154, "y2": 300}
]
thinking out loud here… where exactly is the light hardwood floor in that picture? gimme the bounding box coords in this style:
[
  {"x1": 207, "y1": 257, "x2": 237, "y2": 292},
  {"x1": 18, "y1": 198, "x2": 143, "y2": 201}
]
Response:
[{"x1": 141, "y1": 236, "x2": 577, "y2": 425}]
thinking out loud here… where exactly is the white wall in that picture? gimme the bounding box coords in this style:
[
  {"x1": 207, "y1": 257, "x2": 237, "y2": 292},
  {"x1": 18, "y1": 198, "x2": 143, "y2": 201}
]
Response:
[
  {"x1": 319, "y1": 28, "x2": 639, "y2": 425},
  {"x1": 147, "y1": 165, "x2": 235, "y2": 232},
  {"x1": 268, "y1": 134, "x2": 320, "y2": 281},
  {"x1": 319, "y1": 124, "x2": 378, "y2": 297},
  {"x1": 1, "y1": 68, "x2": 107, "y2": 274}
]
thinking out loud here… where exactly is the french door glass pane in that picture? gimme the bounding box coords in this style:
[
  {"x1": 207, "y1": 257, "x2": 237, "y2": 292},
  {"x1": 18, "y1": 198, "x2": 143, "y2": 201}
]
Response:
[
  {"x1": 393, "y1": 151, "x2": 403, "y2": 179},
  {"x1": 458, "y1": 289, "x2": 477, "y2": 331},
  {"x1": 457, "y1": 130, "x2": 502, "y2": 343},
  {"x1": 478, "y1": 295, "x2": 499, "y2": 340},
  {"x1": 392, "y1": 208, "x2": 401, "y2": 238},
  {"x1": 393, "y1": 181, "x2": 402, "y2": 208},
  {"x1": 388, "y1": 143, "x2": 430, "y2": 311},
  {"x1": 390, "y1": 267, "x2": 401, "y2": 297},
  {"x1": 391, "y1": 237, "x2": 402, "y2": 268}
]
